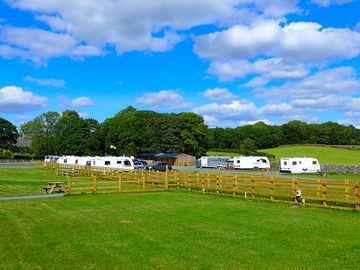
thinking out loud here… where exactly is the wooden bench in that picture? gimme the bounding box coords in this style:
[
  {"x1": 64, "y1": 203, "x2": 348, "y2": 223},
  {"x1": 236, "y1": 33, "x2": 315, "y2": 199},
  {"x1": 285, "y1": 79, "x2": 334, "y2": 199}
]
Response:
[{"x1": 43, "y1": 181, "x2": 67, "y2": 194}]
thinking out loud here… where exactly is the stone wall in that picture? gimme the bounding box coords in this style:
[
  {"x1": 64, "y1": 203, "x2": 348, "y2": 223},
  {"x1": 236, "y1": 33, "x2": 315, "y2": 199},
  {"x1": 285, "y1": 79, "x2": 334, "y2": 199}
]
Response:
[{"x1": 320, "y1": 164, "x2": 360, "y2": 174}]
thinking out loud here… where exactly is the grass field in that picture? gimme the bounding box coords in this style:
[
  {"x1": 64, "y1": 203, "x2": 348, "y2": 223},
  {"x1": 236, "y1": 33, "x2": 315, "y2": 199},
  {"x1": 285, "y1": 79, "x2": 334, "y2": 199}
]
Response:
[
  {"x1": 0, "y1": 168, "x2": 67, "y2": 196},
  {"x1": 0, "y1": 192, "x2": 359, "y2": 269},
  {"x1": 261, "y1": 146, "x2": 360, "y2": 165}
]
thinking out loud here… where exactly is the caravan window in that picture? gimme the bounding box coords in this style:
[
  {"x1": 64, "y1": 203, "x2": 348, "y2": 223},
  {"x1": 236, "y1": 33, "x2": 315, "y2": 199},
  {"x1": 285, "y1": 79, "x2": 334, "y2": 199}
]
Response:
[
  {"x1": 261, "y1": 159, "x2": 267, "y2": 163},
  {"x1": 299, "y1": 161, "x2": 302, "y2": 164},
  {"x1": 237, "y1": 160, "x2": 240, "y2": 164},
  {"x1": 312, "y1": 161, "x2": 317, "y2": 165},
  {"x1": 75, "y1": 159, "x2": 78, "y2": 164},
  {"x1": 64, "y1": 159, "x2": 67, "y2": 164},
  {"x1": 124, "y1": 160, "x2": 131, "y2": 167},
  {"x1": 256, "y1": 159, "x2": 260, "y2": 162},
  {"x1": 105, "y1": 161, "x2": 111, "y2": 165},
  {"x1": 284, "y1": 161, "x2": 287, "y2": 165},
  {"x1": 117, "y1": 161, "x2": 122, "y2": 164},
  {"x1": 292, "y1": 161, "x2": 297, "y2": 165},
  {"x1": 93, "y1": 161, "x2": 95, "y2": 165}
]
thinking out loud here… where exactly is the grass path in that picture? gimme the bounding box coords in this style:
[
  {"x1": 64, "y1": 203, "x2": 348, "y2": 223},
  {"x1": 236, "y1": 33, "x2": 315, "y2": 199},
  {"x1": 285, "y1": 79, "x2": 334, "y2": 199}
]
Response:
[{"x1": 0, "y1": 192, "x2": 359, "y2": 269}]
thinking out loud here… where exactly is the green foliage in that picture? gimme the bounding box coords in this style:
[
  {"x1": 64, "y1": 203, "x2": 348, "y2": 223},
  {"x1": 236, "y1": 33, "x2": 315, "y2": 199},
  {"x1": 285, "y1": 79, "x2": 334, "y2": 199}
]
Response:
[
  {"x1": 239, "y1": 138, "x2": 257, "y2": 155},
  {"x1": 0, "y1": 150, "x2": 12, "y2": 159},
  {"x1": 0, "y1": 117, "x2": 18, "y2": 151}
]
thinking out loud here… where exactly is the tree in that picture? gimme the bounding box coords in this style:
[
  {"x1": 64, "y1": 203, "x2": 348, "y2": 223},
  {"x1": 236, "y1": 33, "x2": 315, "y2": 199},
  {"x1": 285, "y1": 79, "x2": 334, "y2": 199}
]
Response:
[
  {"x1": 0, "y1": 117, "x2": 18, "y2": 151},
  {"x1": 239, "y1": 138, "x2": 257, "y2": 156},
  {"x1": 20, "y1": 111, "x2": 61, "y2": 157}
]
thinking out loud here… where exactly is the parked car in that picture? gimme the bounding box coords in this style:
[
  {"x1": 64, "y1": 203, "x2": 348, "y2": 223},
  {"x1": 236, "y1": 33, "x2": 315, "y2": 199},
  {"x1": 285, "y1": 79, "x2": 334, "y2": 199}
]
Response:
[
  {"x1": 146, "y1": 162, "x2": 172, "y2": 172},
  {"x1": 134, "y1": 161, "x2": 146, "y2": 170}
]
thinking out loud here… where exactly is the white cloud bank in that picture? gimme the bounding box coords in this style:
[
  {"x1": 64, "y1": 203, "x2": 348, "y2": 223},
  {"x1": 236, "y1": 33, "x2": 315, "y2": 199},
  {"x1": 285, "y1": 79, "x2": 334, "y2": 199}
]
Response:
[
  {"x1": 203, "y1": 88, "x2": 236, "y2": 101},
  {"x1": 0, "y1": 86, "x2": 47, "y2": 113},
  {"x1": 136, "y1": 90, "x2": 193, "y2": 109},
  {"x1": 71, "y1": 97, "x2": 94, "y2": 107}
]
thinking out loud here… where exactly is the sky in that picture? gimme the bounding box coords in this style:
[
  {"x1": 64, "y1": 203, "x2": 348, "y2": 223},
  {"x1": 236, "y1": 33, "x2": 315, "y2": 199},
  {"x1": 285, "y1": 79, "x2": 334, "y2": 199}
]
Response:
[{"x1": 0, "y1": 0, "x2": 360, "y2": 128}]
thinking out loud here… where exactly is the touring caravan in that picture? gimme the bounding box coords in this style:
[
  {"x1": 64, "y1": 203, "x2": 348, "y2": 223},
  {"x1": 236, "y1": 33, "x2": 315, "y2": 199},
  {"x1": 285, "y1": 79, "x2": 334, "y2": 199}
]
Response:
[
  {"x1": 57, "y1": 156, "x2": 134, "y2": 170},
  {"x1": 197, "y1": 156, "x2": 232, "y2": 168},
  {"x1": 44, "y1": 155, "x2": 59, "y2": 162},
  {"x1": 233, "y1": 156, "x2": 270, "y2": 170},
  {"x1": 280, "y1": 157, "x2": 320, "y2": 173}
]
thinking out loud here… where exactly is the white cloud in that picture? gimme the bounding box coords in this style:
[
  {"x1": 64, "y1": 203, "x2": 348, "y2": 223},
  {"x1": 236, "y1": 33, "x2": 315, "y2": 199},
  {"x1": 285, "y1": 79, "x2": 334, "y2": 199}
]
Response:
[
  {"x1": 71, "y1": 97, "x2": 94, "y2": 107},
  {"x1": 135, "y1": 90, "x2": 193, "y2": 109},
  {"x1": 256, "y1": 67, "x2": 360, "y2": 100},
  {"x1": 311, "y1": 0, "x2": 353, "y2": 7},
  {"x1": 0, "y1": 86, "x2": 47, "y2": 113},
  {"x1": 0, "y1": 25, "x2": 103, "y2": 64},
  {"x1": 1, "y1": 0, "x2": 303, "y2": 62},
  {"x1": 209, "y1": 58, "x2": 309, "y2": 82},
  {"x1": 24, "y1": 76, "x2": 65, "y2": 88},
  {"x1": 241, "y1": 77, "x2": 269, "y2": 88},
  {"x1": 194, "y1": 20, "x2": 360, "y2": 63},
  {"x1": 203, "y1": 88, "x2": 236, "y2": 101},
  {"x1": 193, "y1": 99, "x2": 294, "y2": 126}
]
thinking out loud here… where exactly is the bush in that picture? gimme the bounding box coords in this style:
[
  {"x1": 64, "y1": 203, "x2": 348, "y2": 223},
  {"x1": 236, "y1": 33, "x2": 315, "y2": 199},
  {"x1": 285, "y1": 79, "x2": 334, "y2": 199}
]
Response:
[{"x1": 0, "y1": 150, "x2": 13, "y2": 159}]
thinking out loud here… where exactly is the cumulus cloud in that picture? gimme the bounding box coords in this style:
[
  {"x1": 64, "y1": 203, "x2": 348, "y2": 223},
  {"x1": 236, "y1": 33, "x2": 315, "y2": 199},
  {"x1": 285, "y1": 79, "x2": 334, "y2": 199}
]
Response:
[
  {"x1": 193, "y1": 99, "x2": 294, "y2": 126},
  {"x1": 311, "y1": 0, "x2": 353, "y2": 7},
  {"x1": 209, "y1": 58, "x2": 309, "y2": 82},
  {"x1": 136, "y1": 90, "x2": 193, "y2": 109},
  {"x1": 71, "y1": 97, "x2": 94, "y2": 107},
  {"x1": 194, "y1": 20, "x2": 360, "y2": 63},
  {"x1": 0, "y1": 86, "x2": 47, "y2": 113},
  {"x1": 0, "y1": 25, "x2": 103, "y2": 64},
  {"x1": 0, "y1": 0, "x2": 303, "y2": 63},
  {"x1": 24, "y1": 76, "x2": 65, "y2": 88},
  {"x1": 256, "y1": 67, "x2": 360, "y2": 100},
  {"x1": 203, "y1": 88, "x2": 236, "y2": 101}
]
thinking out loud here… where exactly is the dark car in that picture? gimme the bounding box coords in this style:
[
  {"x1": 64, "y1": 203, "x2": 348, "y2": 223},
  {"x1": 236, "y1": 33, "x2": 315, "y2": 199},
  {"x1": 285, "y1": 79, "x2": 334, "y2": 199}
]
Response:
[{"x1": 146, "y1": 162, "x2": 172, "y2": 172}]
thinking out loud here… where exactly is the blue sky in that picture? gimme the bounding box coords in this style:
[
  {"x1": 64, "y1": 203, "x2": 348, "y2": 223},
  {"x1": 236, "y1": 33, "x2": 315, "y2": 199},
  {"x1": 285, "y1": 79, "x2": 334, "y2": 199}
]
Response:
[{"x1": 0, "y1": 0, "x2": 360, "y2": 128}]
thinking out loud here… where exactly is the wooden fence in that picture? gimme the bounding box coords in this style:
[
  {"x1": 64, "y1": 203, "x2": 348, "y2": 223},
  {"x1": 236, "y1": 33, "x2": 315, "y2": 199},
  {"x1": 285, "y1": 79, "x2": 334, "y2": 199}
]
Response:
[{"x1": 38, "y1": 162, "x2": 360, "y2": 211}]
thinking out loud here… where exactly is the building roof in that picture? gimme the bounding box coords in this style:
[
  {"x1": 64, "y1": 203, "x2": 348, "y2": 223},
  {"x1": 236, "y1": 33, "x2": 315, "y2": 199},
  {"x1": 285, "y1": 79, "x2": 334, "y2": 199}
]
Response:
[{"x1": 137, "y1": 152, "x2": 194, "y2": 158}]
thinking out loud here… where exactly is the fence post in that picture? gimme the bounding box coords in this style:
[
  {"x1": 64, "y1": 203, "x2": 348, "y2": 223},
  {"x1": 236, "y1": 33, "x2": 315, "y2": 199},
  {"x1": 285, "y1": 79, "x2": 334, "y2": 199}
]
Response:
[
  {"x1": 207, "y1": 173, "x2": 210, "y2": 190},
  {"x1": 188, "y1": 173, "x2": 192, "y2": 192},
  {"x1": 176, "y1": 171, "x2": 180, "y2": 189},
  {"x1": 67, "y1": 175, "x2": 71, "y2": 194},
  {"x1": 316, "y1": 179, "x2": 321, "y2": 199},
  {"x1": 202, "y1": 175, "x2": 205, "y2": 193},
  {"x1": 355, "y1": 183, "x2": 360, "y2": 211},
  {"x1": 118, "y1": 174, "x2": 122, "y2": 193},
  {"x1": 344, "y1": 179, "x2": 350, "y2": 201},
  {"x1": 165, "y1": 165, "x2": 169, "y2": 191},
  {"x1": 216, "y1": 175, "x2": 220, "y2": 195},
  {"x1": 251, "y1": 176, "x2": 255, "y2": 198},
  {"x1": 322, "y1": 181, "x2": 328, "y2": 207},
  {"x1": 270, "y1": 176, "x2": 275, "y2": 201},
  {"x1": 232, "y1": 176, "x2": 236, "y2": 197},
  {"x1": 292, "y1": 178, "x2": 299, "y2": 203},
  {"x1": 92, "y1": 175, "x2": 97, "y2": 194},
  {"x1": 143, "y1": 170, "x2": 146, "y2": 192}
]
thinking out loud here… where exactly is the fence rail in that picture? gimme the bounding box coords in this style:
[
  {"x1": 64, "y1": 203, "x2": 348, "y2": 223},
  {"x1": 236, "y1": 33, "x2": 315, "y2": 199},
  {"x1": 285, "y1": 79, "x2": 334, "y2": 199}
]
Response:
[{"x1": 38, "y1": 162, "x2": 360, "y2": 211}]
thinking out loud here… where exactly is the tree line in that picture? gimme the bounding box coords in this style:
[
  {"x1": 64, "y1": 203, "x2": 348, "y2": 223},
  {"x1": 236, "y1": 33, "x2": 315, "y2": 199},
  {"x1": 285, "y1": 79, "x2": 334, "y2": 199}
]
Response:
[{"x1": 1, "y1": 106, "x2": 360, "y2": 158}]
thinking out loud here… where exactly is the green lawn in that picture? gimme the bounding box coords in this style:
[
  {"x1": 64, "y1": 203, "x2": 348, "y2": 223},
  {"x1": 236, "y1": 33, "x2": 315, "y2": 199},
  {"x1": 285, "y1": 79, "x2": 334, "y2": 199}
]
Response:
[
  {"x1": 0, "y1": 192, "x2": 359, "y2": 269},
  {"x1": 0, "y1": 168, "x2": 67, "y2": 196},
  {"x1": 261, "y1": 146, "x2": 360, "y2": 165}
]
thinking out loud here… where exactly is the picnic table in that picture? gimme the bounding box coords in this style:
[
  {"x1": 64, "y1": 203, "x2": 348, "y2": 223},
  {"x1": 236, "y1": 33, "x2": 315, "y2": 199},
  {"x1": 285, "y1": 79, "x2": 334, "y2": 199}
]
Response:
[{"x1": 43, "y1": 181, "x2": 67, "y2": 194}]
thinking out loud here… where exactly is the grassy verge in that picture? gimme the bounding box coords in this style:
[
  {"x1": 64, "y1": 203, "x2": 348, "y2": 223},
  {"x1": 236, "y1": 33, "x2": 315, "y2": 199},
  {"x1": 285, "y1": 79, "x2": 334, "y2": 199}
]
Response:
[{"x1": 1, "y1": 192, "x2": 359, "y2": 269}]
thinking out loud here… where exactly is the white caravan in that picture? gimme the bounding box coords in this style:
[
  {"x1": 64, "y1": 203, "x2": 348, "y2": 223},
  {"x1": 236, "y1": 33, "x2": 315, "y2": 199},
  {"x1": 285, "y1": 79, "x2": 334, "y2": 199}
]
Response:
[
  {"x1": 44, "y1": 155, "x2": 59, "y2": 162},
  {"x1": 233, "y1": 156, "x2": 270, "y2": 170},
  {"x1": 280, "y1": 157, "x2": 321, "y2": 173},
  {"x1": 57, "y1": 156, "x2": 134, "y2": 170},
  {"x1": 197, "y1": 156, "x2": 232, "y2": 168}
]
